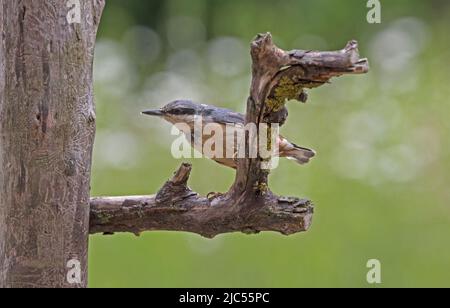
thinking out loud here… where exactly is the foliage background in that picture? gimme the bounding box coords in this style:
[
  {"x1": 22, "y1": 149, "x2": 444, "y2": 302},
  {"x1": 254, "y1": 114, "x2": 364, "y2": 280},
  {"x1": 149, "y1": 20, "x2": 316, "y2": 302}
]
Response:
[{"x1": 88, "y1": 0, "x2": 450, "y2": 287}]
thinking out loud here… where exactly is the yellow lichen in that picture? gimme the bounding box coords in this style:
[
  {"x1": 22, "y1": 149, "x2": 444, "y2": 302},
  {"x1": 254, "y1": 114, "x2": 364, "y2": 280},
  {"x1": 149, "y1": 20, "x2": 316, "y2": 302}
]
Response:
[
  {"x1": 265, "y1": 76, "x2": 303, "y2": 112},
  {"x1": 266, "y1": 126, "x2": 272, "y2": 152},
  {"x1": 254, "y1": 181, "x2": 269, "y2": 195}
]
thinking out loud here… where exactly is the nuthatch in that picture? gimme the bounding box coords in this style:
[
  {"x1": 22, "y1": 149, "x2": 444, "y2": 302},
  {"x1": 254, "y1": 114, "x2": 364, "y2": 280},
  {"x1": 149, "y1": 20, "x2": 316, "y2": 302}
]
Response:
[{"x1": 143, "y1": 100, "x2": 315, "y2": 169}]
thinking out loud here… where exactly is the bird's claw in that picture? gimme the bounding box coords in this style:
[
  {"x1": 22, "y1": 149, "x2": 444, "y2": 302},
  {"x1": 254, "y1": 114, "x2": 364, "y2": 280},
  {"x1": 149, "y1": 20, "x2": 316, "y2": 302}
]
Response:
[{"x1": 207, "y1": 192, "x2": 224, "y2": 201}]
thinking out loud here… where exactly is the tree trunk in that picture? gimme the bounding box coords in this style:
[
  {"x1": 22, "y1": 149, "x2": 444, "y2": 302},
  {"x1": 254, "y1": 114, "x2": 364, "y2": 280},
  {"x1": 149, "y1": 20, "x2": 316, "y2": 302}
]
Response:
[{"x1": 0, "y1": 0, "x2": 104, "y2": 288}]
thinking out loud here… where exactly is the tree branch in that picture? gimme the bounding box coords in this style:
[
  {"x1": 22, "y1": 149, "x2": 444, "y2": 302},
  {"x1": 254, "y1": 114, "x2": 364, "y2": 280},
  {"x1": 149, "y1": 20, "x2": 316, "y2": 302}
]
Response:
[
  {"x1": 89, "y1": 163, "x2": 313, "y2": 238},
  {"x1": 89, "y1": 33, "x2": 368, "y2": 238}
]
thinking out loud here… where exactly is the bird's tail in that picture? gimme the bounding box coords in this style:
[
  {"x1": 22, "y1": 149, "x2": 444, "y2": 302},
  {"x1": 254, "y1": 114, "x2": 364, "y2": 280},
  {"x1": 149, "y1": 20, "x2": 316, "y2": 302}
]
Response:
[{"x1": 279, "y1": 139, "x2": 316, "y2": 165}]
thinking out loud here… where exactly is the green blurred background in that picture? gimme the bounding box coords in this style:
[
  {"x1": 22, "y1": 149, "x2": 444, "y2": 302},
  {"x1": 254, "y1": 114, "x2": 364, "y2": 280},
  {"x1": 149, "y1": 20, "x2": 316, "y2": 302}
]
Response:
[{"x1": 88, "y1": 0, "x2": 450, "y2": 287}]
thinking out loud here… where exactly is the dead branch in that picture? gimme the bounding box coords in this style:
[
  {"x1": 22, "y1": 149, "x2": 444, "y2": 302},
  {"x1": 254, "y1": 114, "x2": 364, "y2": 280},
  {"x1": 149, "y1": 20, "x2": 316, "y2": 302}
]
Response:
[
  {"x1": 89, "y1": 163, "x2": 313, "y2": 238},
  {"x1": 89, "y1": 33, "x2": 368, "y2": 238}
]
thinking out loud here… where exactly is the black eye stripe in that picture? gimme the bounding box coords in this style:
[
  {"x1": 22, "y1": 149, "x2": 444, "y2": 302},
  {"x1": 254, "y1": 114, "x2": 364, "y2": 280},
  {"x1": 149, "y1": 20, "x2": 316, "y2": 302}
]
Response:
[{"x1": 169, "y1": 108, "x2": 196, "y2": 115}]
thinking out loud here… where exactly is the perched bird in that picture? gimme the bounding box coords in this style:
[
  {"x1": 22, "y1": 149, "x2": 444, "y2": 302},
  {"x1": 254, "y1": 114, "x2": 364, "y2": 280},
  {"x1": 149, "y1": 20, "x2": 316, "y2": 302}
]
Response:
[{"x1": 143, "y1": 100, "x2": 315, "y2": 169}]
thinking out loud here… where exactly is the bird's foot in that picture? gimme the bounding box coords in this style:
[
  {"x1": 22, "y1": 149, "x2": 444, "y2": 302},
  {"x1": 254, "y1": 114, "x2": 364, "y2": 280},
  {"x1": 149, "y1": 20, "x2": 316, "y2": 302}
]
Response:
[{"x1": 207, "y1": 192, "x2": 224, "y2": 201}]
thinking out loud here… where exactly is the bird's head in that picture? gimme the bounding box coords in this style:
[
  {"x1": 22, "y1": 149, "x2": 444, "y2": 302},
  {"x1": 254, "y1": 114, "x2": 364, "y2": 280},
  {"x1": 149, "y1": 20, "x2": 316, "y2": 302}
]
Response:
[{"x1": 142, "y1": 100, "x2": 204, "y2": 126}]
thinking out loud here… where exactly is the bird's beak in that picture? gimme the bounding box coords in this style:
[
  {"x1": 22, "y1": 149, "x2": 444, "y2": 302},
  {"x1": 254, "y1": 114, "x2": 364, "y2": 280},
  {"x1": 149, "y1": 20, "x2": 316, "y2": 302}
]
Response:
[{"x1": 142, "y1": 109, "x2": 164, "y2": 117}]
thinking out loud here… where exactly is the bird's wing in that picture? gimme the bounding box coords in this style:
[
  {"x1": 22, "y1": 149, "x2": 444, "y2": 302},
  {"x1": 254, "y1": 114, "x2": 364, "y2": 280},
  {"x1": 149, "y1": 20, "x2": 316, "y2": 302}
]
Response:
[
  {"x1": 203, "y1": 106, "x2": 245, "y2": 125},
  {"x1": 199, "y1": 104, "x2": 316, "y2": 166}
]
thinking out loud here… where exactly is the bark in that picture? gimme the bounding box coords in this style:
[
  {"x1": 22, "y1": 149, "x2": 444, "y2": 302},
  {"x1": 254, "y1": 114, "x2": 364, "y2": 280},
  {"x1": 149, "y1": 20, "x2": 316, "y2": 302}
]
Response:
[
  {"x1": 89, "y1": 34, "x2": 369, "y2": 238},
  {"x1": 89, "y1": 163, "x2": 313, "y2": 238},
  {"x1": 0, "y1": 0, "x2": 104, "y2": 288}
]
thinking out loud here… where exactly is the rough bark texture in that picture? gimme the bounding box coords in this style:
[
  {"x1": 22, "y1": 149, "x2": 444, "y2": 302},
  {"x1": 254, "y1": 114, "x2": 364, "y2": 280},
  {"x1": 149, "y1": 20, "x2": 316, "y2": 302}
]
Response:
[
  {"x1": 90, "y1": 163, "x2": 314, "y2": 238},
  {"x1": 90, "y1": 34, "x2": 369, "y2": 239},
  {"x1": 0, "y1": 0, "x2": 104, "y2": 288}
]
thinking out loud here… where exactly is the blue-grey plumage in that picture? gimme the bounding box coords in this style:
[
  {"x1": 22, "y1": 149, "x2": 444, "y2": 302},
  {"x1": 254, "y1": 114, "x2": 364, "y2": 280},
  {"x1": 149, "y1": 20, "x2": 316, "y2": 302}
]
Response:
[{"x1": 143, "y1": 100, "x2": 316, "y2": 169}]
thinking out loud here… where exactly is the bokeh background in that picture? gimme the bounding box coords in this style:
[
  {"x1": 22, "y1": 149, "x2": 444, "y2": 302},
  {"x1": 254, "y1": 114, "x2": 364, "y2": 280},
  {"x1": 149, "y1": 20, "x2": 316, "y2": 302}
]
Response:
[{"x1": 88, "y1": 0, "x2": 450, "y2": 287}]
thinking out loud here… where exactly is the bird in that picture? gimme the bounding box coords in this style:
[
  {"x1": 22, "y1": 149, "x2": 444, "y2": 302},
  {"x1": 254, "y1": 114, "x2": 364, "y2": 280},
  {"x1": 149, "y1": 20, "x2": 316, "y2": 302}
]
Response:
[{"x1": 142, "y1": 100, "x2": 315, "y2": 169}]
